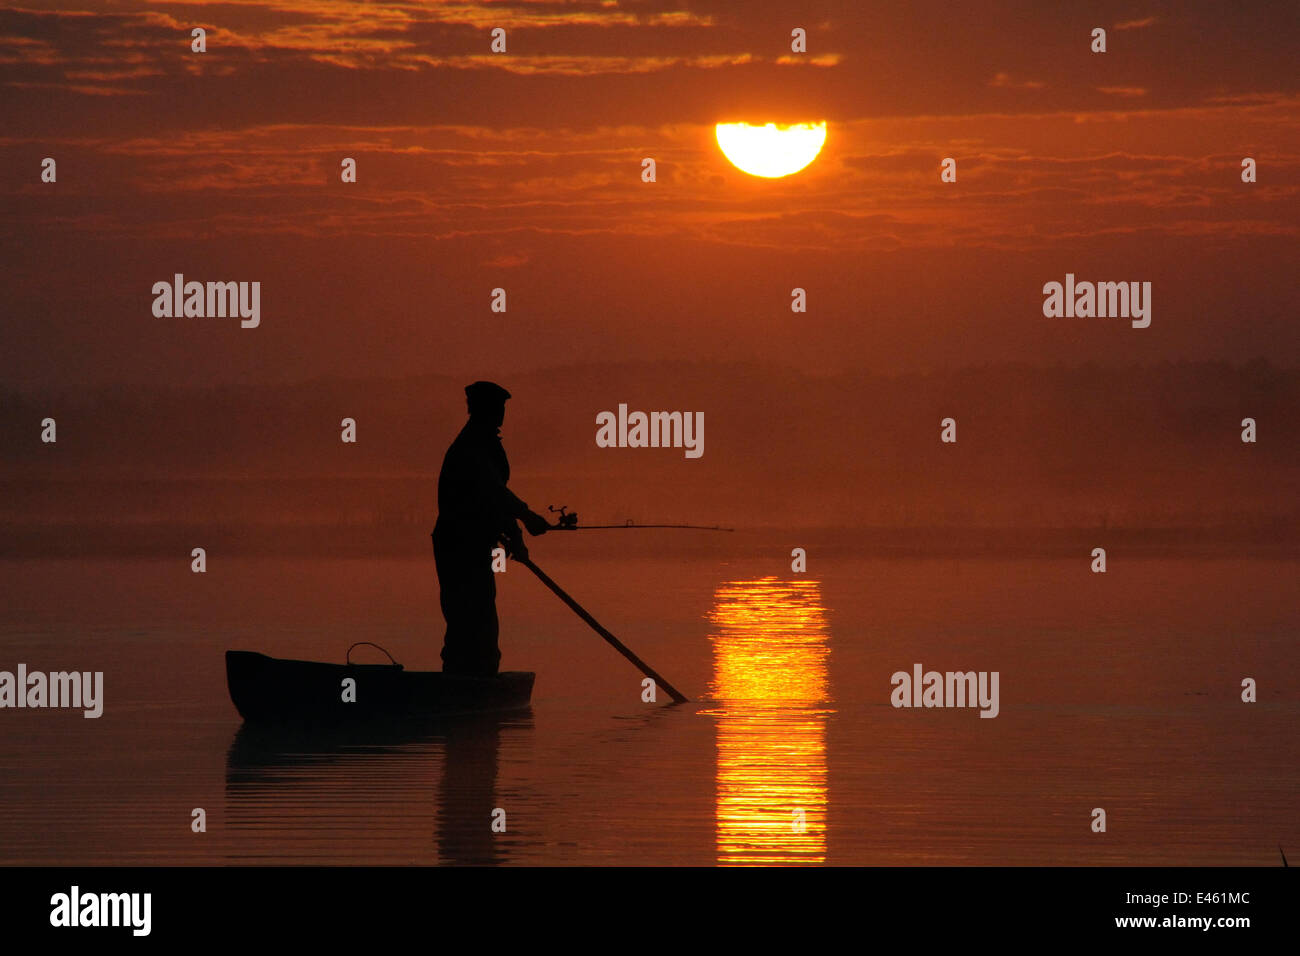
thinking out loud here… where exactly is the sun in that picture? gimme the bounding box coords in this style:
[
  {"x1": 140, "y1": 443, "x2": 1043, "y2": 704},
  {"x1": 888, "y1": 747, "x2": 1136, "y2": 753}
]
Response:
[{"x1": 715, "y1": 122, "x2": 827, "y2": 178}]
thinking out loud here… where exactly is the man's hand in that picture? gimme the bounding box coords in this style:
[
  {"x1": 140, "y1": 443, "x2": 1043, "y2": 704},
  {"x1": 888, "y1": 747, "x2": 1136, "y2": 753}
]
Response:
[
  {"x1": 522, "y1": 510, "x2": 550, "y2": 536},
  {"x1": 503, "y1": 528, "x2": 528, "y2": 561}
]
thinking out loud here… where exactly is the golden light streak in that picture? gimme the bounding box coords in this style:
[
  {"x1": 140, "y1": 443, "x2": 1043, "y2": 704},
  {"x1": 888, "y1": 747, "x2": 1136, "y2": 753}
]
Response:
[{"x1": 706, "y1": 577, "x2": 833, "y2": 865}]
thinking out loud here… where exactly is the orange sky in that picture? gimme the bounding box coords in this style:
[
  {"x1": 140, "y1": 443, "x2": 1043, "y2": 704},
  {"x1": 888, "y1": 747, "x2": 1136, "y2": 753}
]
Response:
[{"x1": 1, "y1": 0, "x2": 1297, "y2": 386}]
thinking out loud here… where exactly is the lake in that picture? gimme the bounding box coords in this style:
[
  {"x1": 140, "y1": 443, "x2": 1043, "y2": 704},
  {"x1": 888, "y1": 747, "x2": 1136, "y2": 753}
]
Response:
[{"x1": 1, "y1": 545, "x2": 1295, "y2": 865}]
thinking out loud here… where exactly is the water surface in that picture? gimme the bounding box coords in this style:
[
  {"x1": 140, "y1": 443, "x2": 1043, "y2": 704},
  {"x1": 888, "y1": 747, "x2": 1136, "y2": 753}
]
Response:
[{"x1": 1, "y1": 549, "x2": 1295, "y2": 865}]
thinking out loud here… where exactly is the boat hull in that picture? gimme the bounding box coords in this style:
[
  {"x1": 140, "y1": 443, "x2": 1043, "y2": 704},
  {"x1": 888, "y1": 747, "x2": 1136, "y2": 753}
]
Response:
[{"x1": 226, "y1": 650, "x2": 534, "y2": 724}]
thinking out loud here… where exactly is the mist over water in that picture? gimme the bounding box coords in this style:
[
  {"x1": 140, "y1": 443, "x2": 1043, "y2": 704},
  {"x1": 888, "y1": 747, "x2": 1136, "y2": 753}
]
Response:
[
  {"x1": 5, "y1": 362, "x2": 1299, "y2": 559},
  {"x1": 2, "y1": 547, "x2": 1294, "y2": 865}
]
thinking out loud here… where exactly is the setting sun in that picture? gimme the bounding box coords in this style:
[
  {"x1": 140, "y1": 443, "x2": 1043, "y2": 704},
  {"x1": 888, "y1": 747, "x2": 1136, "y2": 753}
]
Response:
[{"x1": 715, "y1": 121, "x2": 827, "y2": 178}]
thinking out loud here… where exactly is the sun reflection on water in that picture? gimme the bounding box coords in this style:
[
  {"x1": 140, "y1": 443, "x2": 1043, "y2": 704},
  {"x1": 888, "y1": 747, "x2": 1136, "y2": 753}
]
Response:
[{"x1": 705, "y1": 577, "x2": 832, "y2": 865}]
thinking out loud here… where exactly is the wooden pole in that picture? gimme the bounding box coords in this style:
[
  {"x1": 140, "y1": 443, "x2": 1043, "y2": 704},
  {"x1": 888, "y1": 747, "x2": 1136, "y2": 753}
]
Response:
[{"x1": 517, "y1": 555, "x2": 690, "y2": 703}]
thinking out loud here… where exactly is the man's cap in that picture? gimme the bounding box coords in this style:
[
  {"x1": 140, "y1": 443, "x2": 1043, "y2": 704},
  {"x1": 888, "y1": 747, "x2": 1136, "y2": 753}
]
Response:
[{"x1": 465, "y1": 381, "x2": 511, "y2": 404}]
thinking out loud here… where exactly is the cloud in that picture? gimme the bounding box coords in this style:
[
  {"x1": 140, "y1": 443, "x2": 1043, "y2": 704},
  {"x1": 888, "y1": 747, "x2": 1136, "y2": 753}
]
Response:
[
  {"x1": 990, "y1": 72, "x2": 1045, "y2": 90},
  {"x1": 483, "y1": 252, "x2": 531, "y2": 268},
  {"x1": 7, "y1": 96, "x2": 1296, "y2": 254},
  {"x1": 774, "y1": 54, "x2": 843, "y2": 67},
  {"x1": 1097, "y1": 86, "x2": 1149, "y2": 97},
  {"x1": 1115, "y1": 16, "x2": 1159, "y2": 31},
  {"x1": 2, "y1": 2, "x2": 1294, "y2": 139}
]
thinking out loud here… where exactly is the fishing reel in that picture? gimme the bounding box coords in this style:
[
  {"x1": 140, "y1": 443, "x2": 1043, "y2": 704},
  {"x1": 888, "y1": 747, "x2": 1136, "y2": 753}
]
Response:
[{"x1": 548, "y1": 504, "x2": 579, "y2": 529}]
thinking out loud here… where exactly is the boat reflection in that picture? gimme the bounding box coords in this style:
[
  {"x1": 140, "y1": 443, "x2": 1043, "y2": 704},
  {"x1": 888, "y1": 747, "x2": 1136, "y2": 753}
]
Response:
[
  {"x1": 706, "y1": 577, "x2": 832, "y2": 865},
  {"x1": 225, "y1": 711, "x2": 532, "y2": 865}
]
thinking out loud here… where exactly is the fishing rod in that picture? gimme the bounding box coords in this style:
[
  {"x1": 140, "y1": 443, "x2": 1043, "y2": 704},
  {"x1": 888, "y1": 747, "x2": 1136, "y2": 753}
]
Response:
[
  {"x1": 546, "y1": 505, "x2": 733, "y2": 532},
  {"x1": 516, "y1": 553, "x2": 690, "y2": 704}
]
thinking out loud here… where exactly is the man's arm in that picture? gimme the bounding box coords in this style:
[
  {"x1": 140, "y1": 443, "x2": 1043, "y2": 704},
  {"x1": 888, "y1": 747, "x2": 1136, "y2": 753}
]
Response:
[
  {"x1": 499, "y1": 488, "x2": 550, "y2": 537},
  {"x1": 485, "y1": 467, "x2": 549, "y2": 538}
]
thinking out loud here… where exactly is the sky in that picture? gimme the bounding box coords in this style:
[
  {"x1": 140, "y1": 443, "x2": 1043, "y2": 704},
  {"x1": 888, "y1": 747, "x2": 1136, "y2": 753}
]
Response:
[{"x1": 1, "y1": 0, "x2": 1297, "y2": 388}]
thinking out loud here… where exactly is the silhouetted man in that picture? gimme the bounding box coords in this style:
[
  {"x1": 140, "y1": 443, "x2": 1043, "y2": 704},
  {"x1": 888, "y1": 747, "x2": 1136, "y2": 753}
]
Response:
[{"x1": 434, "y1": 382, "x2": 550, "y2": 676}]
